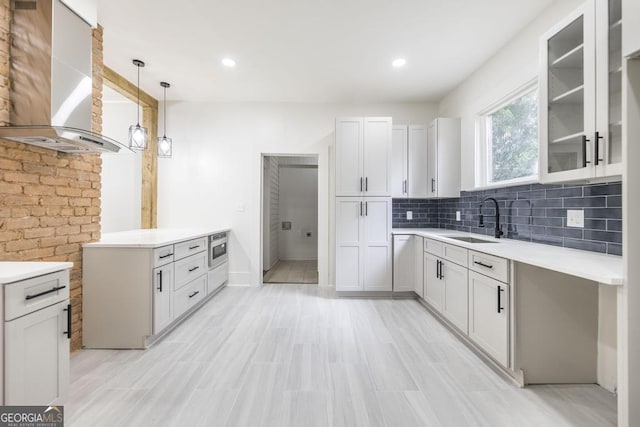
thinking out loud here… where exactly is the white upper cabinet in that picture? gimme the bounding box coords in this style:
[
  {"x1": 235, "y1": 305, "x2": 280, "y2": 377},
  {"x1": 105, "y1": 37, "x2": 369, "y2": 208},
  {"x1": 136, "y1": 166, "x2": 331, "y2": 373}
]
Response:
[
  {"x1": 392, "y1": 124, "x2": 428, "y2": 198},
  {"x1": 540, "y1": 0, "x2": 622, "y2": 182},
  {"x1": 336, "y1": 118, "x2": 364, "y2": 197},
  {"x1": 391, "y1": 125, "x2": 408, "y2": 197},
  {"x1": 622, "y1": 0, "x2": 640, "y2": 58},
  {"x1": 336, "y1": 117, "x2": 392, "y2": 197},
  {"x1": 426, "y1": 118, "x2": 461, "y2": 198}
]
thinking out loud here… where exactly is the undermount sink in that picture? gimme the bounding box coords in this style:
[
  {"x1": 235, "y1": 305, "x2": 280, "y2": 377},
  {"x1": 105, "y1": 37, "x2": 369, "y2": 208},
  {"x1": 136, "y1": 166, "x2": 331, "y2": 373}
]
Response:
[{"x1": 443, "y1": 236, "x2": 499, "y2": 244}]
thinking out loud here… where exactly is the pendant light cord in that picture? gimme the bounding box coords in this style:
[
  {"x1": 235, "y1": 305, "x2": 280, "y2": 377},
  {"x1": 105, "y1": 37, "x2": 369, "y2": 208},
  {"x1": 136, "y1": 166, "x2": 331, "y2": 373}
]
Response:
[
  {"x1": 163, "y1": 85, "x2": 167, "y2": 138},
  {"x1": 136, "y1": 64, "x2": 140, "y2": 125}
]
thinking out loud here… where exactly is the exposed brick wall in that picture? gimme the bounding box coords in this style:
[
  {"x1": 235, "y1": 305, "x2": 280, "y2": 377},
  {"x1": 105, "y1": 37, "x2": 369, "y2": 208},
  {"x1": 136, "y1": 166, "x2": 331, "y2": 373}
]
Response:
[{"x1": 0, "y1": 4, "x2": 104, "y2": 352}]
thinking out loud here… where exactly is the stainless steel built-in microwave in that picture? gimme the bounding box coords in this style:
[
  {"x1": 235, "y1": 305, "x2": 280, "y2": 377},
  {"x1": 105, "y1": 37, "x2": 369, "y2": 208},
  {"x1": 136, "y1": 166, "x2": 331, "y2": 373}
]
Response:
[{"x1": 209, "y1": 232, "x2": 228, "y2": 269}]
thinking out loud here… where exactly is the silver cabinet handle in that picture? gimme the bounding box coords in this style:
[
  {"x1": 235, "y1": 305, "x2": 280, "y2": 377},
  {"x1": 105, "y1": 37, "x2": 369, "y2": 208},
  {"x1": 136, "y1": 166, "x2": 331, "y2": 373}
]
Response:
[
  {"x1": 365, "y1": 201, "x2": 368, "y2": 216},
  {"x1": 360, "y1": 177, "x2": 363, "y2": 192},
  {"x1": 431, "y1": 178, "x2": 435, "y2": 192},
  {"x1": 365, "y1": 177, "x2": 368, "y2": 191},
  {"x1": 497, "y1": 286, "x2": 504, "y2": 313},
  {"x1": 360, "y1": 201, "x2": 363, "y2": 216}
]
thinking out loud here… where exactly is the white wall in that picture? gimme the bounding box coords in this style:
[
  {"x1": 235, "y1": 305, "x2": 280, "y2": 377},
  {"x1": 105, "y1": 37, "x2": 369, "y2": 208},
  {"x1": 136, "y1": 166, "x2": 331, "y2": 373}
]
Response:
[
  {"x1": 101, "y1": 99, "x2": 143, "y2": 233},
  {"x1": 278, "y1": 166, "x2": 318, "y2": 260},
  {"x1": 157, "y1": 102, "x2": 437, "y2": 286},
  {"x1": 437, "y1": 0, "x2": 583, "y2": 190}
]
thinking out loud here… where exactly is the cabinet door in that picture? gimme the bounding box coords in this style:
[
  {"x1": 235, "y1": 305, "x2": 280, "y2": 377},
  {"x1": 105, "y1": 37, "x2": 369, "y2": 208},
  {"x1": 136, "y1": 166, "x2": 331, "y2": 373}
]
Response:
[
  {"x1": 423, "y1": 253, "x2": 444, "y2": 311},
  {"x1": 426, "y1": 121, "x2": 438, "y2": 198},
  {"x1": 336, "y1": 118, "x2": 364, "y2": 196},
  {"x1": 363, "y1": 117, "x2": 392, "y2": 196},
  {"x1": 153, "y1": 263, "x2": 174, "y2": 334},
  {"x1": 408, "y1": 125, "x2": 428, "y2": 198},
  {"x1": 414, "y1": 236, "x2": 424, "y2": 297},
  {"x1": 540, "y1": 2, "x2": 597, "y2": 182},
  {"x1": 468, "y1": 271, "x2": 509, "y2": 367},
  {"x1": 5, "y1": 301, "x2": 70, "y2": 405},
  {"x1": 363, "y1": 198, "x2": 392, "y2": 291},
  {"x1": 442, "y1": 261, "x2": 469, "y2": 334},
  {"x1": 393, "y1": 235, "x2": 414, "y2": 291},
  {"x1": 434, "y1": 118, "x2": 461, "y2": 198},
  {"x1": 391, "y1": 125, "x2": 408, "y2": 198},
  {"x1": 336, "y1": 198, "x2": 364, "y2": 291},
  {"x1": 595, "y1": 0, "x2": 622, "y2": 177}
]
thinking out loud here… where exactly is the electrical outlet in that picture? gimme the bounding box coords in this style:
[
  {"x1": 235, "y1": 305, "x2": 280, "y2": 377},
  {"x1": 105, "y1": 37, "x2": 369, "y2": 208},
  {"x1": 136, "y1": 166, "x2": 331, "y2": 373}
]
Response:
[
  {"x1": 406, "y1": 211, "x2": 413, "y2": 220},
  {"x1": 567, "y1": 210, "x2": 584, "y2": 228},
  {"x1": 456, "y1": 211, "x2": 461, "y2": 221}
]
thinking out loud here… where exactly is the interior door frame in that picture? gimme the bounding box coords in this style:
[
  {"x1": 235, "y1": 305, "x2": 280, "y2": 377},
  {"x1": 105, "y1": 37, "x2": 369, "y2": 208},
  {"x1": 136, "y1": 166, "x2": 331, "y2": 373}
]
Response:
[{"x1": 260, "y1": 153, "x2": 321, "y2": 285}]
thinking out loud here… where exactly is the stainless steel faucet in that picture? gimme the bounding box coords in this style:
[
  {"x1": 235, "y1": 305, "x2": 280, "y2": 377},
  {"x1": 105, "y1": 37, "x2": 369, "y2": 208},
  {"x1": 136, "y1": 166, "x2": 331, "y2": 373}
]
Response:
[{"x1": 479, "y1": 197, "x2": 504, "y2": 239}]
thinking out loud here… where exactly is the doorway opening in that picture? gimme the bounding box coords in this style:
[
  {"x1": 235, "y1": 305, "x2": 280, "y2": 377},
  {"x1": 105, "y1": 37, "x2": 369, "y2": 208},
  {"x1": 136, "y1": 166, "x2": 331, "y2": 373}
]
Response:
[{"x1": 262, "y1": 155, "x2": 319, "y2": 284}]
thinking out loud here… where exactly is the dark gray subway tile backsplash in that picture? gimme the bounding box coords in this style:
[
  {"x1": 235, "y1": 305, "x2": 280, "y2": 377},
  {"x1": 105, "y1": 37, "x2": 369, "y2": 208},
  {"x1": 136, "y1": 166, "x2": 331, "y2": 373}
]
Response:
[{"x1": 392, "y1": 181, "x2": 623, "y2": 255}]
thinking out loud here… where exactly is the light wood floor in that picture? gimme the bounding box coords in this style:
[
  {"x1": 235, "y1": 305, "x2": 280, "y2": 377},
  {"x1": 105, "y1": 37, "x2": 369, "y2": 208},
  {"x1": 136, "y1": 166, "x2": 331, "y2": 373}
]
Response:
[
  {"x1": 263, "y1": 260, "x2": 318, "y2": 284},
  {"x1": 67, "y1": 284, "x2": 616, "y2": 426}
]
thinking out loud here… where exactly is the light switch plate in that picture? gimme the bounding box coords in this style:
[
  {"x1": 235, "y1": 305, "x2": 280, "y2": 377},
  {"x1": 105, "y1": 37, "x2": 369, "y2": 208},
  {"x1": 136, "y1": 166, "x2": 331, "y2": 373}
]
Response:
[
  {"x1": 456, "y1": 211, "x2": 461, "y2": 221},
  {"x1": 406, "y1": 211, "x2": 413, "y2": 220},
  {"x1": 567, "y1": 210, "x2": 584, "y2": 228}
]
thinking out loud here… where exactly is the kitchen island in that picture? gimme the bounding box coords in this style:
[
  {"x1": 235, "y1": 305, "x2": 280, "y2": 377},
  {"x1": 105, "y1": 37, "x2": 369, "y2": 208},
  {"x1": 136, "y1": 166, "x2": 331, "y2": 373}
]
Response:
[{"x1": 83, "y1": 228, "x2": 230, "y2": 349}]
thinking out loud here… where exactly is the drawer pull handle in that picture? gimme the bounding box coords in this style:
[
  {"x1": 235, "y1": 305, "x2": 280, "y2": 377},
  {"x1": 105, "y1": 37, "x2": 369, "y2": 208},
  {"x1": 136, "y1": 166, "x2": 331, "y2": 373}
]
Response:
[
  {"x1": 189, "y1": 291, "x2": 200, "y2": 298},
  {"x1": 497, "y1": 286, "x2": 505, "y2": 313},
  {"x1": 188, "y1": 266, "x2": 200, "y2": 272},
  {"x1": 64, "y1": 303, "x2": 72, "y2": 339},
  {"x1": 159, "y1": 253, "x2": 174, "y2": 259},
  {"x1": 189, "y1": 245, "x2": 200, "y2": 250},
  {"x1": 474, "y1": 261, "x2": 493, "y2": 269},
  {"x1": 25, "y1": 285, "x2": 66, "y2": 300}
]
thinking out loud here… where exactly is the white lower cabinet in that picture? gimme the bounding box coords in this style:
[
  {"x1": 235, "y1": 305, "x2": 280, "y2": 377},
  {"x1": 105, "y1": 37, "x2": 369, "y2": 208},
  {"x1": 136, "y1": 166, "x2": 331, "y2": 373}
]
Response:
[
  {"x1": 414, "y1": 236, "x2": 424, "y2": 297},
  {"x1": 393, "y1": 235, "x2": 414, "y2": 291},
  {"x1": 423, "y1": 251, "x2": 468, "y2": 333},
  {"x1": 153, "y1": 263, "x2": 174, "y2": 334},
  {"x1": 423, "y1": 252, "x2": 444, "y2": 311},
  {"x1": 468, "y1": 271, "x2": 509, "y2": 367},
  {"x1": 442, "y1": 261, "x2": 469, "y2": 334},
  {"x1": 174, "y1": 275, "x2": 206, "y2": 319},
  {"x1": 5, "y1": 301, "x2": 69, "y2": 405},
  {"x1": 336, "y1": 197, "x2": 392, "y2": 291},
  {"x1": 83, "y1": 232, "x2": 227, "y2": 349},
  {"x1": 208, "y1": 262, "x2": 228, "y2": 295},
  {"x1": 2, "y1": 266, "x2": 72, "y2": 405}
]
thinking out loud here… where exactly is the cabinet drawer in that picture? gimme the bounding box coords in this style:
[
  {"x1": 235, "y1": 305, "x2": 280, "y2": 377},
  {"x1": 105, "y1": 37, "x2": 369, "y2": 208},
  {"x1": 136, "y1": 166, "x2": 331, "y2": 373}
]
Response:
[
  {"x1": 424, "y1": 238, "x2": 443, "y2": 257},
  {"x1": 469, "y1": 250, "x2": 509, "y2": 283},
  {"x1": 174, "y1": 237, "x2": 207, "y2": 260},
  {"x1": 174, "y1": 275, "x2": 206, "y2": 319},
  {"x1": 5, "y1": 270, "x2": 70, "y2": 321},
  {"x1": 174, "y1": 252, "x2": 207, "y2": 291},
  {"x1": 208, "y1": 262, "x2": 228, "y2": 295},
  {"x1": 153, "y1": 245, "x2": 175, "y2": 267},
  {"x1": 442, "y1": 243, "x2": 468, "y2": 267}
]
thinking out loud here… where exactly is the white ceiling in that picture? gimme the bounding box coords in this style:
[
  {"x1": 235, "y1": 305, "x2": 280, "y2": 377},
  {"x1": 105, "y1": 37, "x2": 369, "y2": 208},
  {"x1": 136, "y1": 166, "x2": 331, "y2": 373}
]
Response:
[{"x1": 98, "y1": 0, "x2": 553, "y2": 103}]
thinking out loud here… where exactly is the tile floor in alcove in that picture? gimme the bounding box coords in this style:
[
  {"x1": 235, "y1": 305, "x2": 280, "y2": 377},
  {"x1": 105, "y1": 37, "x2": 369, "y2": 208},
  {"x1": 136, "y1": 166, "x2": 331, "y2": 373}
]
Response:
[{"x1": 264, "y1": 260, "x2": 318, "y2": 284}]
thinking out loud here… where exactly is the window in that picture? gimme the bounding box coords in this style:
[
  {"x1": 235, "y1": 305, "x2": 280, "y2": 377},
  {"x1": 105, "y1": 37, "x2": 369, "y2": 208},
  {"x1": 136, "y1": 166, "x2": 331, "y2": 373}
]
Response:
[{"x1": 477, "y1": 83, "x2": 539, "y2": 187}]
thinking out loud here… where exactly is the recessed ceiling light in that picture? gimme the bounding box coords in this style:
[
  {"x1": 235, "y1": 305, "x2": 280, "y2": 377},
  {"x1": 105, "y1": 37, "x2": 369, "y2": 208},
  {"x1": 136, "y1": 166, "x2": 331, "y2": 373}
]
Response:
[
  {"x1": 221, "y1": 58, "x2": 236, "y2": 67},
  {"x1": 392, "y1": 58, "x2": 406, "y2": 68}
]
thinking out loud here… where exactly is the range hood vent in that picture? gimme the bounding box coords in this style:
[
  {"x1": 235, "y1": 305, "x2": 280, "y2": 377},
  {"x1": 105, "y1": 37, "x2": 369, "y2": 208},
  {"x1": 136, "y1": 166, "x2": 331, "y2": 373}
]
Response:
[{"x1": 0, "y1": 0, "x2": 126, "y2": 153}]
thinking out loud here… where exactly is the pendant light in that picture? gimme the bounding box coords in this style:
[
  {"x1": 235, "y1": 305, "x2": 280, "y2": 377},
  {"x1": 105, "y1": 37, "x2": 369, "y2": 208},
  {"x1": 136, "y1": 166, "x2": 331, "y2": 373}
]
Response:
[
  {"x1": 128, "y1": 59, "x2": 148, "y2": 150},
  {"x1": 158, "y1": 82, "x2": 173, "y2": 158}
]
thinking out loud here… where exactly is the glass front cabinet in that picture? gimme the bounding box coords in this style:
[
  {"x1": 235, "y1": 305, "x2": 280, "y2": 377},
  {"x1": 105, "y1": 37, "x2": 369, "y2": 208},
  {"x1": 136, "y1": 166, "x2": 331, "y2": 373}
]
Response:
[{"x1": 540, "y1": 0, "x2": 622, "y2": 182}]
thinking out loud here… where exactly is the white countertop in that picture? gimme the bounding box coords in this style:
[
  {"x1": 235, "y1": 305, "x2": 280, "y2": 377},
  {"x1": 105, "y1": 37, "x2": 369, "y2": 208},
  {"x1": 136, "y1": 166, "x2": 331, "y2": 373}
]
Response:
[
  {"x1": 83, "y1": 227, "x2": 231, "y2": 249},
  {"x1": 0, "y1": 262, "x2": 74, "y2": 284},
  {"x1": 393, "y1": 228, "x2": 623, "y2": 286}
]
